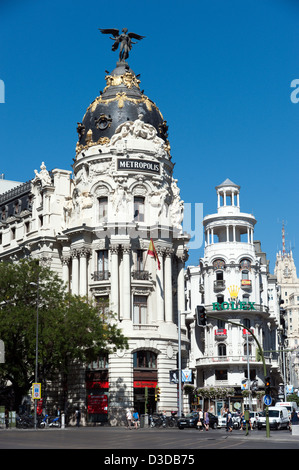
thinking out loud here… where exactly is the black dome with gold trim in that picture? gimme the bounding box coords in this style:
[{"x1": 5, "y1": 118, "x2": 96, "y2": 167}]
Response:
[{"x1": 76, "y1": 61, "x2": 169, "y2": 151}]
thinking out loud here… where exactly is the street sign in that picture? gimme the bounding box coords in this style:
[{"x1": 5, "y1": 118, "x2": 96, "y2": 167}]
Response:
[
  {"x1": 32, "y1": 383, "x2": 41, "y2": 400},
  {"x1": 263, "y1": 394, "x2": 272, "y2": 406},
  {"x1": 182, "y1": 369, "x2": 192, "y2": 383},
  {"x1": 169, "y1": 370, "x2": 179, "y2": 384},
  {"x1": 241, "y1": 379, "x2": 249, "y2": 390},
  {"x1": 170, "y1": 369, "x2": 192, "y2": 383}
]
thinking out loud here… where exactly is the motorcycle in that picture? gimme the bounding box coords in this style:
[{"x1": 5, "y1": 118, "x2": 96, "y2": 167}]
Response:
[
  {"x1": 16, "y1": 413, "x2": 34, "y2": 429},
  {"x1": 149, "y1": 413, "x2": 167, "y2": 428}
]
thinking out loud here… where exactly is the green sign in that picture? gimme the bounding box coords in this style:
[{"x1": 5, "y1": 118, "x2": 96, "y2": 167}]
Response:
[{"x1": 212, "y1": 301, "x2": 255, "y2": 311}]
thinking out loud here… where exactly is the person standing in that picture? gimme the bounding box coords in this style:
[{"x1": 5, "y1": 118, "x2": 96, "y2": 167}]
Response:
[
  {"x1": 126, "y1": 408, "x2": 132, "y2": 429},
  {"x1": 133, "y1": 409, "x2": 139, "y2": 429},
  {"x1": 226, "y1": 409, "x2": 233, "y2": 432},
  {"x1": 75, "y1": 407, "x2": 81, "y2": 427},
  {"x1": 197, "y1": 408, "x2": 204, "y2": 431},
  {"x1": 5, "y1": 409, "x2": 9, "y2": 429},
  {"x1": 203, "y1": 410, "x2": 209, "y2": 431}
]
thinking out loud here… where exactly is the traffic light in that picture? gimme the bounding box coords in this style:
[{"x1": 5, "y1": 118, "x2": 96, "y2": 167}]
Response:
[
  {"x1": 265, "y1": 376, "x2": 271, "y2": 395},
  {"x1": 196, "y1": 306, "x2": 207, "y2": 326},
  {"x1": 155, "y1": 387, "x2": 161, "y2": 401}
]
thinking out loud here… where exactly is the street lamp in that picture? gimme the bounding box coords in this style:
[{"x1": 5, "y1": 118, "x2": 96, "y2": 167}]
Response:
[
  {"x1": 177, "y1": 310, "x2": 187, "y2": 418},
  {"x1": 30, "y1": 280, "x2": 39, "y2": 429}
]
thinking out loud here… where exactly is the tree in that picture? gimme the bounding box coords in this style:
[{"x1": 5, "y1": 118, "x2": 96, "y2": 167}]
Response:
[
  {"x1": 0, "y1": 259, "x2": 128, "y2": 410},
  {"x1": 286, "y1": 393, "x2": 299, "y2": 406}
]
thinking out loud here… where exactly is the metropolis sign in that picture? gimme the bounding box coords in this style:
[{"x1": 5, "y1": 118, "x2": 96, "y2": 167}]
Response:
[{"x1": 117, "y1": 158, "x2": 160, "y2": 174}]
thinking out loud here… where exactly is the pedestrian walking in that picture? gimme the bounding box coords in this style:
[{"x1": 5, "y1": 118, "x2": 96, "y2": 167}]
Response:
[
  {"x1": 197, "y1": 408, "x2": 203, "y2": 431},
  {"x1": 226, "y1": 409, "x2": 233, "y2": 432},
  {"x1": 133, "y1": 409, "x2": 139, "y2": 429},
  {"x1": 75, "y1": 407, "x2": 81, "y2": 427},
  {"x1": 5, "y1": 409, "x2": 9, "y2": 429},
  {"x1": 203, "y1": 410, "x2": 209, "y2": 431},
  {"x1": 126, "y1": 408, "x2": 132, "y2": 429}
]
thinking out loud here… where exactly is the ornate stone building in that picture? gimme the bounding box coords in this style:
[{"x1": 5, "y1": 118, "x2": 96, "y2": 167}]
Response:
[
  {"x1": 275, "y1": 225, "x2": 299, "y2": 389},
  {"x1": 0, "y1": 48, "x2": 189, "y2": 424}
]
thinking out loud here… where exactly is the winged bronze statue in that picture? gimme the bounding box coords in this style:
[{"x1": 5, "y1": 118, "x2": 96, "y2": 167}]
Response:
[{"x1": 99, "y1": 28, "x2": 145, "y2": 62}]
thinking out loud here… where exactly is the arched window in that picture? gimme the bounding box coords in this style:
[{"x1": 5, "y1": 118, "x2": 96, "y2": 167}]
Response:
[
  {"x1": 218, "y1": 343, "x2": 227, "y2": 356},
  {"x1": 134, "y1": 196, "x2": 145, "y2": 222},
  {"x1": 99, "y1": 196, "x2": 108, "y2": 221}
]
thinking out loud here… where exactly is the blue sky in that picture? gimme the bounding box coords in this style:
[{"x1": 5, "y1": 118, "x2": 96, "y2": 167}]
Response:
[{"x1": 1, "y1": 0, "x2": 299, "y2": 272}]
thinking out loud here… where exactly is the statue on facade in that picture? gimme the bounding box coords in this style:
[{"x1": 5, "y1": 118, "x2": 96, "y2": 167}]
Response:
[
  {"x1": 99, "y1": 28, "x2": 145, "y2": 61},
  {"x1": 33, "y1": 162, "x2": 52, "y2": 187}
]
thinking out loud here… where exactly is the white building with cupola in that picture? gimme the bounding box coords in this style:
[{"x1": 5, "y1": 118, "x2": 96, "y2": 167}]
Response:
[{"x1": 185, "y1": 179, "x2": 283, "y2": 414}]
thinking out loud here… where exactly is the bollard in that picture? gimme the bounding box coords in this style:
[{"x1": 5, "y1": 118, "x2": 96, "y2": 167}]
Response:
[{"x1": 61, "y1": 412, "x2": 65, "y2": 429}]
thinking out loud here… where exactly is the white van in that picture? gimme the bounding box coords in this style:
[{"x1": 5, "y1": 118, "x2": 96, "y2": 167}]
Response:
[
  {"x1": 257, "y1": 406, "x2": 289, "y2": 430},
  {"x1": 275, "y1": 402, "x2": 297, "y2": 418}
]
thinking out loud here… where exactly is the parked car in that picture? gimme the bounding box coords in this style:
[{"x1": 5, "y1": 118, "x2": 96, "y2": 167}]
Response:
[
  {"x1": 257, "y1": 406, "x2": 289, "y2": 430},
  {"x1": 218, "y1": 412, "x2": 241, "y2": 429},
  {"x1": 178, "y1": 412, "x2": 218, "y2": 430}
]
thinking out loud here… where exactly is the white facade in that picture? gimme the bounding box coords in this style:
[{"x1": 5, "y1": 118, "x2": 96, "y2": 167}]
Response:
[
  {"x1": 186, "y1": 179, "x2": 283, "y2": 411},
  {"x1": 275, "y1": 235, "x2": 299, "y2": 389},
  {"x1": 0, "y1": 61, "x2": 189, "y2": 424}
]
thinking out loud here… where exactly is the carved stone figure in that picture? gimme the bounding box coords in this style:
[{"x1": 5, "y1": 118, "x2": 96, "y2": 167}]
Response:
[
  {"x1": 99, "y1": 28, "x2": 145, "y2": 62},
  {"x1": 170, "y1": 178, "x2": 184, "y2": 228},
  {"x1": 110, "y1": 115, "x2": 163, "y2": 146}
]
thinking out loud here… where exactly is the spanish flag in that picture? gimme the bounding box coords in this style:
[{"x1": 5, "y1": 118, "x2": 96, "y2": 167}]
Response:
[{"x1": 146, "y1": 238, "x2": 161, "y2": 270}]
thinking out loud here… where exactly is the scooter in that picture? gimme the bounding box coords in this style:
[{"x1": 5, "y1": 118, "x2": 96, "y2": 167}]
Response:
[
  {"x1": 39, "y1": 414, "x2": 61, "y2": 428},
  {"x1": 49, "y1": 416, "x2": 61, "y2": 427}
]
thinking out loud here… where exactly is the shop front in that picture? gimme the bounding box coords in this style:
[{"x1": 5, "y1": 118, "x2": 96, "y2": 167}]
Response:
[
  {"x1": 86, "y1": 369, "x2": 109, "y2": 424},
  {"x1": 133, "y1": 351, "x2": 158, "y2": 415}
]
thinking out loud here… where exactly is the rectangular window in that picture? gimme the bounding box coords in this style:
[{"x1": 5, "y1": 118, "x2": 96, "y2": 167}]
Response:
[
  {"x1": 134, "y1": 197, "x2": 144, "y2": 222},
  {"x1": 97, "y1": 250, "x2": 108, "y2": 280},
  {"x1": 96, "y1": 295, "x2": 109, "y2": 317},
  {"x1": 133, "y1": 295, "x2": 147, "y2": 324},
  {"x1": 137, "y1": 250, "x2": 144, "y2": 271},
  {"x1": 133, "y1": 351, "x2": 157, "y2": 369},
  {"x1": 215, "y1": 369, "x2": 227, "y2": 381},
  {"x1": 99, "y1": 197, "x2": 108, "y2": 221},
  {"x1": 25, "y1": 221, "x2": 30, "y2": 234}
]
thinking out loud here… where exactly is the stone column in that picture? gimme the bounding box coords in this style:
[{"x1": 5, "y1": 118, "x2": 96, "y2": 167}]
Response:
[
  {"x1": 122, "y1": 245, "x2": 131, "y2": 320},
  {"x1": 79, "y1": 248, "x2": 90, "y2": 297},
  {"x1": 177, "y1": 249, "x2": 188, "y2": 328},
  {"x1": 156, "y1": 247, "x2": 164, "y2": 322},
  {"x1": 164, "y1": 248, "x2": 173, "y2": 323},
  {"x1": 110, "y1": 244, "x2": 119, "y2": 317},
  {"x1": 61, "y1": 254, "x2": 71, "y2": 291},
  {"x1": 71, "y1": 250, "x2": 79, "y2": 295}
]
